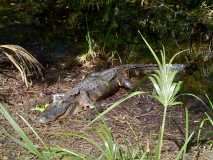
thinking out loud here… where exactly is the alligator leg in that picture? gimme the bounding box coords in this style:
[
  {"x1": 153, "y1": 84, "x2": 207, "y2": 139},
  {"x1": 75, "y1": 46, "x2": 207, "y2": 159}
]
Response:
[{"x1": 78, "y1": 90, "x2": 95, "y2": 109}]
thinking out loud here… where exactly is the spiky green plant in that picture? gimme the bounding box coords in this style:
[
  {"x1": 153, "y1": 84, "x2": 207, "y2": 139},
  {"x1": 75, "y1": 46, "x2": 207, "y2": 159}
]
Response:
[
  {"x1": 139, "y1": 32, "x2": 185, "y2": 160},
  {"x1": 0, "y1": 45, "x2": 43, "y2": 87}
]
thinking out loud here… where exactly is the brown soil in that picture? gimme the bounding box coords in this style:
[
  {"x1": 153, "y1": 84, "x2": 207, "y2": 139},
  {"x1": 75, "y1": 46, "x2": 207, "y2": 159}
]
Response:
[{"x1": 0, "y1": 66, "x2": 212, "y2": 160}]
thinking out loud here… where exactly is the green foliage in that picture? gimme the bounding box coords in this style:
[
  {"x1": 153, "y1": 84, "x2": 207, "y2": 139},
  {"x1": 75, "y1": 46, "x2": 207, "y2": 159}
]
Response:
[
  {"x1": 197, "y1": 94, "x2": 213, "y2": 145},
  {"x1": 59, "y1": 122, "x2": 150, "y2": 160},
  {"x1": 1, "y1": 90, "x2": 211, "y2": 160},
  {"x1": 175, "y1": 107, "x2": 194, "y2": 160},
  {"x1": 0, "y1": 102, "x2": 149, "y2": 160},
  {"x1": 175, "y1": 132, "x2": 195, "y2": 160},
  {"x1": 0, "y1": 103, "x2": 49, "y2": 159},
  {"x1": 0, "y1": 1, "x2": 213, "y2": 159},
  {"x1": 139, "y1": 33, "x2": 183, "y2": 107},
  {"x1": 0, "y1": 0, "x2": 212, "y2": 60},
  {"x1": 140, "y1": 34, "x2": 183, "y2": 160},
  {"x1": 179, "y1": 93, "x2": 213, "y2": 145},
  {"x1": 0, "y1": 99, "x2": 195, "y2": 160},
  {"x1": 0, "y1": 103, "x2": 81, "y2": 159},
  {"x1": 148, "y1": 49, "x2": 183, "y2": 107},
  {"x1": 88, "y1": 35, "x2": 195, "y2": 160},
  {"x1": 77, "y1": 30, "x2": 99, "y2": 64}
]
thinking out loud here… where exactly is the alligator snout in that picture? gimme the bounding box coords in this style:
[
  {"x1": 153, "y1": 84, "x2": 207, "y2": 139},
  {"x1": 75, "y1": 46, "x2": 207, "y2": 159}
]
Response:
[{"x1": 37, "y1": 104, "x2": 68, "y2": 123}]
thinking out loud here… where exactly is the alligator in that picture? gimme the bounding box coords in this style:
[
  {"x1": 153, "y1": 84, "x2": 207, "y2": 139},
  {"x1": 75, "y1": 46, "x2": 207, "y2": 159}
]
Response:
[{"x1": 37, "y1": 63, "x2": 187, "y2": 123}]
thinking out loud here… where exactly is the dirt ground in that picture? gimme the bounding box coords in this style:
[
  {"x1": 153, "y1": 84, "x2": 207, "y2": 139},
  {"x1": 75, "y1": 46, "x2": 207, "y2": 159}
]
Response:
[{"x1": 0, "y1": 65, "x2": 212, "y2": 160}]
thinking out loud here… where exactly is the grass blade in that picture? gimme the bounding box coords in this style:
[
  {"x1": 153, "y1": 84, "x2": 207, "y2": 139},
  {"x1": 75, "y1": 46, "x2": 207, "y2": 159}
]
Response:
[
  {"x1": 0, "y1": 103, "x2": 47, "y2": 159},
  {"x1": 89, "y1": 91, "x2": 144, "y2": 125},
  {"x1": 175, "y1": 132, "x2": 194, "y2": 160}
]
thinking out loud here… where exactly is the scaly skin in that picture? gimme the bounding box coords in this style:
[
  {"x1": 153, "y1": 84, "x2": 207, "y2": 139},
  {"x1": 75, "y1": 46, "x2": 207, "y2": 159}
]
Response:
[{"x1": 37, "y1": 63, "x2": 186, "y2": 123}]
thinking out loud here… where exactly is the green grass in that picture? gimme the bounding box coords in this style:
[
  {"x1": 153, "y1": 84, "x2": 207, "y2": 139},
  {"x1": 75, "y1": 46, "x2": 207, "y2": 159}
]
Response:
[
  {"x1": 58, "y1": 121, "x2": 150, "y2": 160},
  {"x1": 0, "y1": 103, "x2": 82, "y2": 159},
  {"x1": 0, "y1": 103, "x2": 49, "y2": 159},
  {"x1": 89, "y1": 91, "x2": 144, "y2": 125},
  {"x1": 0, "y1": 102, "x2": 150, "y2": 160},
  {"x1": 197, "y1": 94, "x2": 213, "y2": 145},
  {"x1": 179, "y1": 93, "x2": 213, "y2": 146}
]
